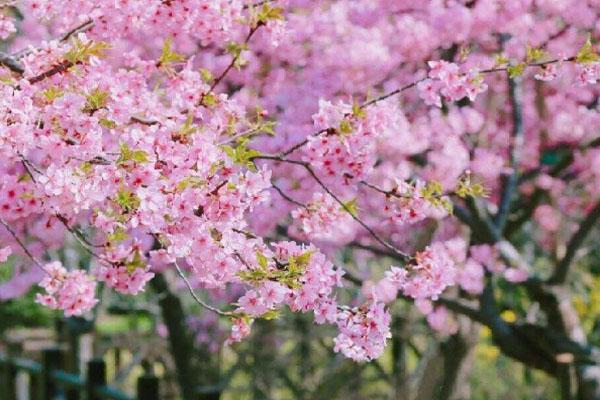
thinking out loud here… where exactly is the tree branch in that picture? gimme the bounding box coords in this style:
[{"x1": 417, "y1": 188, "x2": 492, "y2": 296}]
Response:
[
  {"x1": 549, "y1": 200, "x2": 600, "y2": 284},
  {"x1": 0, "y1": 51, "x2": 24, "y2": 74},
  {"x1": 0, "y1": 218, "x2": 44, "y2": 270},
  {"x1": 494, "y1": 74, "x2": 524, "y2": 232},
  {"x1": 173, "y1": 260, "x2": 234, "y2": 316},
  {"x1": 253, "y1": 154, "x2": 412, "y2": 261}
]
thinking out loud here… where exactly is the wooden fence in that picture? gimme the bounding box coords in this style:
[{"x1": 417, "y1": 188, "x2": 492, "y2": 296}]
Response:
[{"x1": 0, "y1": 348, "x2": 159, "y2": 400}]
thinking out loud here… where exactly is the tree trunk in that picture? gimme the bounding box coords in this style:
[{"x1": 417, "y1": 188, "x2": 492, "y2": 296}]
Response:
[
  {"x1": 527, "y1": 282, "x2": 600, "y2": 399},
  {"x1": 415, "y1": 317, "x2": 479, "y2": 400},
  {"x1": 150, "y1": 273, "x2": 203, "y2": 400}
]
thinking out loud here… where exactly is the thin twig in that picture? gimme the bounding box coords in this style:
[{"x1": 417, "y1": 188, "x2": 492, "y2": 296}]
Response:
[
  {"x1": 59, "y1": 19, "x2": 94, "y2": 42},
  {"x1": 173, "y1": 260, "x2": 233, "y2": 316},
  {"x1": 253, "y1": 155, "x2": 412, "y2": 261},
  {"x1": 130, "y1": 116, "x2": 161, "y2": 126},
  {"x1": 218, "y1": 125, "x2": 264, "y2": 146},
  {"x1": 13, "y1": 19, "x2": 94, "y2": 60},
  {"x1": 0, "y1": 218, "x2": 45, "y2": 271},
  {"x1": 349, "y1": 241, "x2": 404, "y2": 260},
  {"x1": 271, "y1": 182, "x2": 307, "y2": 208},
  {"x1": 205, "y1": 25, "x2": 261, "y2": 95},
  {"x1": 55, "y1": 214, "x2": 106, "y2": 255}
]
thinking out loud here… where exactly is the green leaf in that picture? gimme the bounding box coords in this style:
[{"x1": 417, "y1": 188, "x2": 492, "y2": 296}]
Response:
[
  {"x1": 179, "y1": 113, "x2": 197, "y2": 137},
  {"x1": 507, "y1": 63, "x2": 526, "y2": 78},
  {"x1": 258, "y1": 121, "x2": 277, "y2": 136},
  {"x1": 494, "y1": 54, "x2": 509, "y2": 66},
  {"x1": 294, "y1": 251, "x2": 313, "y2": 268},
  {"x1": 202, "y1": 92, "x2": 218, "y2": 107},
  {"x1": 221, "y1": 141, "x2": 262, "y2": 171},
  {"x1": 0, "y1": 75, "x2": 15, "y2": 86},
  {"x1": 576, "y1": 35, "x2": 600, "y2": 64},
  {"x1": 42, "y1": 86, "x2": 64, "y2": 102},
  {"x1": 420, "y1": 180, "x2": 443, "y2": 200},
  {"x1": 261, "y1": 309, "x2": 280, "y2": 320},
  {"x1": 455, "y1": 175, "x2": 489, "y2": 199},
  {"x1": 117, "y1": 143, "x2": 149, "y2": 165},
  {"x1": 84, "y1": 87, "x2": 109, "y2": 113},
  {"x1": 158, "y1": 37, "x2": 185, "y2": 67},
  {"x1": 79, "y1": 162, "x2": 93, "y2": 175},
  {"x1": 288, "y1": 251, "x2": 313, "y2": 277},
  {"x1": 352, "y1": 101, "x2": 366, "y2": 119},
  {"x1": 125, "y1": 250, "x2": 146, "y2": 273},
  {"x1": 99, "y1": 118, "x2": 117, "y2": 129},
  {"x1": 256, "y1": 252, "x2": 269, "y2": 269},
  {"x1": 339, "y1": 119, "x2": 353, "y2": 135},
  {"x1": 226, "y1": 41, "x2": 249, "y2": 70},
  {"x1": 199, "y1": 68, "x2": 213, "y2": 83},
  {"x1": 107, "y1": 228, "x2": 129, "y2": 243},
  {"x1": 115, "y1": 188, "x2": 140, "y2": 212},
  {"x1": 340, "y1": 198, "x2": 359, "y2": 217},
  {"x1": 65, "y1": 37, "x2": 111, "y2": 64},
  {"x1": 177, "y1": 176, "x2": 206, "y2": 191},
  {"x1": 526, "y1": 46, "x2": 546, "y2": 63},
  {"x1": 252, "y1": 4, "x2": 285, "y2": 27}
]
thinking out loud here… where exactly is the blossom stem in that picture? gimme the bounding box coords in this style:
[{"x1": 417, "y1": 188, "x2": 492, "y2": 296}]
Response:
[
  {"x1": 173, "y1": 260, "x2": 233, "y2": 317},
  {"x1": 0, "y1": 218, "x2": 45, "y2": 271}
]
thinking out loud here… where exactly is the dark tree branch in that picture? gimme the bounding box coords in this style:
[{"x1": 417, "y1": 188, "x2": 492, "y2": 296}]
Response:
[
  {"x1": 436, "y1": 297, "x2": 487, "y2": 325},
  {"x1": 205, "y1": 25, "x2": 261, "y2": 95},
  {"x1": 27, "y1": 60, "x2": 74, "y2": 84},
  {"x1": 0, "y1": 52, "x2": 24, "y2": 74},
  {"x1": 549, "y1": 200, "x2": 600, "y2": 284},
  {"x1": 271, "y1": 182, "x2": 307, "y2": 208},
  {"x1": 349, "y1": 241, "x2": 404, "y2": 261},
  {"x1": 494, "y1": 75, "x2": 524, "y2": 232}
]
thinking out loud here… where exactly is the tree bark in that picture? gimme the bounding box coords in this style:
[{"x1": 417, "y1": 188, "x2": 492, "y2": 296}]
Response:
[
  {"x1": 415, "y1": 317, "x2": 479, "y2": 400},
  {"x1": 526, "y1": 281, "x2": 600, "y2": 399},
  {"x1": 150, "y1": 273, "x2": 203, "y2": 400}
]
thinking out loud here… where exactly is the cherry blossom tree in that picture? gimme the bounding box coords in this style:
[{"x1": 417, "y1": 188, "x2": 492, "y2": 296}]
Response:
[{"x1": 1, "y1": 0, "x2": 600, "y2": 398}]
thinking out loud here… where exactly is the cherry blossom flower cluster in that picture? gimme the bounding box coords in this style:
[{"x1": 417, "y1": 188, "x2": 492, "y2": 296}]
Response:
[
  {"x1": 290, "y1": 192, "x2": 355, "y2": 243},
  {"x1": 372, "y1": 242, "x2": 457, "y2": 302},
  {"x1": 236, "y1": 242, "x2": 343, "y2": 318},
  {"x1": 35, "y1": 261, "x2": 98, "y2": 317},
  {"x1": 234, "y1": 241, "x2": 398, "y2": 361},
  {"x1": 0, "y1": 245, "x2": 12, "y2": 262},
  {"x1": 0, "y1": 176, "x2": 41, "y2": 221},
  {"x1": 0, "y1": 23, "x2": 276, "y2": 317},
  {"x1": 417, "y1": 61, "x2": 488, "y2": 108},
  {"x1": 225, "y1": 317, "x2": 252, "y2": 345},
  {"x1": 95, "y1": 264, "x2": 154, "y2": 295},
  {"x1": 0, "y1": 13, "x2": 16, "y2": 40},
  {"x1": 333, "y1": 302, "x2": 391, "y2": 362},
  {"x1": 576, "y1": 62, "x2": 600, "y2": 85},
  {"x1": 380, "y1": 179, "x2": 450, "y2": 227},
  {"x1": 25, "y1": 0, "x2": 244, "y2": 46},
  {"x1": 304, "y1": 100, "x2": 388, "y2": 186}
]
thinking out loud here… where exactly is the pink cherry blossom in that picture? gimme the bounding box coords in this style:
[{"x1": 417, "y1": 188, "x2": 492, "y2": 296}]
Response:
[
  {"x1": 35, "y1": 261, "x2": 98, "y2": 317},
  {"x1": 225, "y1": 317, "x2": 252, "y2": 345},
  {"x1": 0, "y1": 245, "x2": 12, "y2": 262}
]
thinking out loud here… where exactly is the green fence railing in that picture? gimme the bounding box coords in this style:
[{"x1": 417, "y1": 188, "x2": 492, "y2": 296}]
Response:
[{"x1": 0, "y1": 348, "x2": 159, "y2": 400}]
